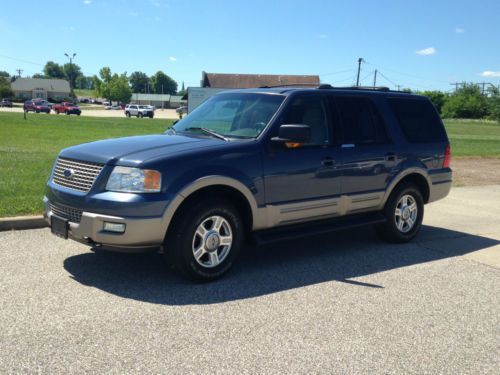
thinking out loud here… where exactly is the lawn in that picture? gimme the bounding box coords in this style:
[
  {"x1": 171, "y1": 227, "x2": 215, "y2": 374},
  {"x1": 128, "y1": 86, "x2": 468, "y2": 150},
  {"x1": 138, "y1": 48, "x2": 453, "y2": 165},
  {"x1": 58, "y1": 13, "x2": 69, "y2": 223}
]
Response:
[
  {"x1": 0, "y1": 112, "x2": 172, "y2": 217},
  {"x1": 0, "y1": 112, "x2": 499, "y2": 217},
  {"x1": 444, "y1": 119, "x2": 500, "y2": 157}
]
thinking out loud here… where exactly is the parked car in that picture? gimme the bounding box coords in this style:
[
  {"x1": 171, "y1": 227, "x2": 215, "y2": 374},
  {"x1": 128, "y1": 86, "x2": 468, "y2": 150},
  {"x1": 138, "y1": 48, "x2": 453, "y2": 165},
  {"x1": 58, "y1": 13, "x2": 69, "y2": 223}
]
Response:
[
  {"x1": 124, "y1": 104, "x2": 154, "y2": 118},
  {"x1": 53, "y1": 102, "x2": 81, "y2": 115},
  {"x1": 0, "y1": 98, "x2": 13, "y2": 107},
  {"x1": 24, "y1": 100, "x2": 51, "y2": 113},
  {"x1": 33, "y1": 99, "x2": 54, "y2": 109},
  {"x1": 44, "y1": 86, "x2": 452, "y2": 281},
  {"x1": 176, "y1": 106, "x2": 188, "y2": 114}
]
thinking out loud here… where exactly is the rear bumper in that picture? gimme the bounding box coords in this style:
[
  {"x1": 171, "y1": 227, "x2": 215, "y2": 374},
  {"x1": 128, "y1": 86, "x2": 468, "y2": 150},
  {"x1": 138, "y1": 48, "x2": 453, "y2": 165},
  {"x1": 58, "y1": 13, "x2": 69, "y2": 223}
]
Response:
[
  {"x1": 44, "y1": 197, "x2": 165, "y2": 252},
  {"x1": 428, "y1": 168, "x2": 452, "y2": 203}
]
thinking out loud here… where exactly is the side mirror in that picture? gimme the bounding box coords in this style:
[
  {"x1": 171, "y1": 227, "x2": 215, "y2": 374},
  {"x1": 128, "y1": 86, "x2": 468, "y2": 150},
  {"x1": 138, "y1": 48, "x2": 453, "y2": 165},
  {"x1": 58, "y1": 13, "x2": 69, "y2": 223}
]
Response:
[{"x1": 271, "y1": 124, "x2": 311, "y2": 146}]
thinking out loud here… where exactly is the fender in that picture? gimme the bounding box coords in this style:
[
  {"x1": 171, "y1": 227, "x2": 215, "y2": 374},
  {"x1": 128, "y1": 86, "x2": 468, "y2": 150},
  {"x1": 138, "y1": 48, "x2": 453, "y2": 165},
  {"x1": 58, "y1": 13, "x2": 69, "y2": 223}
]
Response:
[
  {"x1": 159, "y1": 175, "x2": 265, "y2": 235},
  {"x1": 379, "y1": 167, "x2": 431, "y2": 208}
]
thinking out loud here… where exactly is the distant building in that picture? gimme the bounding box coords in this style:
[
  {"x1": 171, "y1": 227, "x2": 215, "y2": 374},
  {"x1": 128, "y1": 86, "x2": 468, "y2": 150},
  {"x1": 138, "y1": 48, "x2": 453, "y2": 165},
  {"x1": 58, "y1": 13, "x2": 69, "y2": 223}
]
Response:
[
  {"x1": 201, "y1": 72, "x2": 320, "y2": 88},
  {"x1": 130, "y1": 93, "x2": 186, "y2": 109},
  {"x1": 11, "y1": 78, "x2": 71, "y2": 100}
]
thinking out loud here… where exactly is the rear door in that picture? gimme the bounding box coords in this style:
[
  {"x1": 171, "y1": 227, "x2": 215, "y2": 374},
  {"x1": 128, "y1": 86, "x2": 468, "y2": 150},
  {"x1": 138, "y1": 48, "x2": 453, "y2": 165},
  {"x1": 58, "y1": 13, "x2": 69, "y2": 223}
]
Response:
[{"x1": 331, "y1": 95, "x2": 398, "y2": 212}]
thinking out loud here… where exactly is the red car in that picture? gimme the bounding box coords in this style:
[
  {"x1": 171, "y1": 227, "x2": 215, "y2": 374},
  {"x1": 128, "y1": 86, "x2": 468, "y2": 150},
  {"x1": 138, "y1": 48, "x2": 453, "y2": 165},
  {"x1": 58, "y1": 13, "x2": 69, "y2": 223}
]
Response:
[
  {"x1": 53, "y1": 102, "x2": 81, "y2": 115},
  {"x1": 24, "y1": 100, "x2": 51, "y2": 113}
]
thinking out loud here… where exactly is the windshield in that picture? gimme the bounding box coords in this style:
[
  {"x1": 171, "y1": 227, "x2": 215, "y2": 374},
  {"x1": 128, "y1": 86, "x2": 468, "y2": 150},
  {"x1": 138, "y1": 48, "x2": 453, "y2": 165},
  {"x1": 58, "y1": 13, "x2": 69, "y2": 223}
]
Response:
[
  {"x1": 139, "y1": 105, "x2": 149, "y2": 109},
  {"x1": 171, "y1": 92, "x2": 285, "y2": 139}
]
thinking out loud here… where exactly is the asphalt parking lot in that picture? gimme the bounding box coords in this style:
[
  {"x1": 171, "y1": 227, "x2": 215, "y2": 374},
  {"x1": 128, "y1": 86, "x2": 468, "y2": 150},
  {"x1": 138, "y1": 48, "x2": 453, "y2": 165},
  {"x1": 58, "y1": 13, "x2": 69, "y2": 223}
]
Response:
[{"x1": 1, "y1": 186, "x2": 499, "y2": 374}]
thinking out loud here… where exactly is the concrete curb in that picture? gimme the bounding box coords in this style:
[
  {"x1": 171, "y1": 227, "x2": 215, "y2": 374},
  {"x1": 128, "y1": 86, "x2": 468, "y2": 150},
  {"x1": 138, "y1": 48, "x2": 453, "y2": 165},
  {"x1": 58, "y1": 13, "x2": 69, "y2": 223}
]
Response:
[{"x1": 0, "y1": 215, "x2": 48, "y2": 232}]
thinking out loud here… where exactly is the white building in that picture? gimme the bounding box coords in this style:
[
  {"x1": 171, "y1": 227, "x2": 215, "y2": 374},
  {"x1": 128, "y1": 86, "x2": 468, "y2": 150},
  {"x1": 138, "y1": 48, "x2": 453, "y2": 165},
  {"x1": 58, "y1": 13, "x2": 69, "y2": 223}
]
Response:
[{"x1": 11, "y1": 78, "x2": 71, "y2": 101}]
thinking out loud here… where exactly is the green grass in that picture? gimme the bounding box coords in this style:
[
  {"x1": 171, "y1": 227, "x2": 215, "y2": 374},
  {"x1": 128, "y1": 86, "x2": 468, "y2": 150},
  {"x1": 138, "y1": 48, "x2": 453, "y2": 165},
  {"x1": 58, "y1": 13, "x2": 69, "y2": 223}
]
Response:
[
  {"x1": 0, "y1": 112, "x2": 499, "y2": 217},
  {"x1": 444, "y1": 119, "x2": 500, "y2": 157},
  {"x1": 73, "y1": 89, "x2": 95, "y2": 98},
  {"x1": 0, "y1": 112, "x2": 172, "y2": 217}
]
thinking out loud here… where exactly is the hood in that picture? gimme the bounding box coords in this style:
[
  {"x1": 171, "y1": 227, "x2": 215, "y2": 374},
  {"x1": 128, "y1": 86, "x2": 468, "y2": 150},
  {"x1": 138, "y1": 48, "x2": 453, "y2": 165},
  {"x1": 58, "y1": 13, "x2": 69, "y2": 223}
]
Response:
[{"x1": 59, "y1": 134, "x2": 225, "y2": 165}]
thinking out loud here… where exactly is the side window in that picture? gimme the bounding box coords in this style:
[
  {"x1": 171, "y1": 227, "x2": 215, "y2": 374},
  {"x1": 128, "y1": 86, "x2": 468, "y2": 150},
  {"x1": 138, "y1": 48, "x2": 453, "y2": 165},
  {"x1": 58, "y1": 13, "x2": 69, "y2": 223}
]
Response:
[
  {"x1": 389, "y1": 98, "x2": 446, "y2": 143},
  {"x1": 282, "y1": 95, "x2": 329, "y2": 146},
  {"x1": 335, "y1": 97, "x2": 389, "y2": 145}
]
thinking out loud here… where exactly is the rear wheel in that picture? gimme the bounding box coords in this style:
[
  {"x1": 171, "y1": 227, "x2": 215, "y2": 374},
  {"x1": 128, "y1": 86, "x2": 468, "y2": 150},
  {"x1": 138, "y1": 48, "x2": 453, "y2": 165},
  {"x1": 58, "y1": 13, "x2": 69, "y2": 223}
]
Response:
[
  {"x1": 125, "y1": 112, "x2": 131, "y2": 118},
  {"x1": 138, "y1": 112, "x2": 143, "y2": 118},
  {"x1": 374, "y1": 183, "x2": 424, "y2": 243},
  {"x1": 164, "y1": 199, "x2": 243, "y2": 282}
]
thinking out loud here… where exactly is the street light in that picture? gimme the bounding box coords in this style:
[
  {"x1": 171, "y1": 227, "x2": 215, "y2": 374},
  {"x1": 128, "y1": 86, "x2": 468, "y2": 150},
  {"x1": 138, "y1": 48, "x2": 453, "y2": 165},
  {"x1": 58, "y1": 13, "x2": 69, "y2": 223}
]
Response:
[{"x1": 64, "y1": 53, "x2": 77, "y2": 91}]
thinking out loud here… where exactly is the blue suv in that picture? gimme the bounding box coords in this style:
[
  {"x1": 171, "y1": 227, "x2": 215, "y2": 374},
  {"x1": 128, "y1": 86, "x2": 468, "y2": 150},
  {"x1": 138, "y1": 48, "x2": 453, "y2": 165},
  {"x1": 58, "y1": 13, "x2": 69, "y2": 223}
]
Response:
[{"x1": 44, "y1": 86, "x2": 452, "y2": 281}]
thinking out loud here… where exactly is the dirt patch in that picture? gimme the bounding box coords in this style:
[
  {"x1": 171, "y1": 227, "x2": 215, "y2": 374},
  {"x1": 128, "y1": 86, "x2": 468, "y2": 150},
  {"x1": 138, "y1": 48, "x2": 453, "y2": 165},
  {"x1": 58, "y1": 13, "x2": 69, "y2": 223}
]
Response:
[{"x1": 452, "y1": 158, "x2": 500, "y2": 186}]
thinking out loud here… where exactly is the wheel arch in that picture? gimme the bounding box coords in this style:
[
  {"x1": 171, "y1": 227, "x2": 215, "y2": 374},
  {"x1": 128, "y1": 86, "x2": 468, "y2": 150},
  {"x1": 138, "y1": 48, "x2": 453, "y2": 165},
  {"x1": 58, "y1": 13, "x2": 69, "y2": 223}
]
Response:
[
  {"x1": 161, "y1": 176, "x2": 261, "y2": 240},
  {"x1": 382, "y1": 169, "x2": 431, "y2": 206}
]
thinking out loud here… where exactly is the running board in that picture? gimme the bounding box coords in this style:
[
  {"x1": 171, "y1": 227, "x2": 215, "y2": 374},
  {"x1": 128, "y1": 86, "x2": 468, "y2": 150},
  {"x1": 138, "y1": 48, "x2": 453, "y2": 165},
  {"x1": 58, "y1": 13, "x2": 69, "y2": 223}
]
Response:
[{"x1": 251, "y1": 212, "x2": 386, "y2": 246}]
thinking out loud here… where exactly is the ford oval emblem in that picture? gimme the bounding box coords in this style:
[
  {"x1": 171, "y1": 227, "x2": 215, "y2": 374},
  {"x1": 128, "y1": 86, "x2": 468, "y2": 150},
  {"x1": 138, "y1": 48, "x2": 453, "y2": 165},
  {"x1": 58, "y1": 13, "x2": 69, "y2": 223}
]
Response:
[{"x1": 63, "y1": 168, "x2": 75, "y2": 179}]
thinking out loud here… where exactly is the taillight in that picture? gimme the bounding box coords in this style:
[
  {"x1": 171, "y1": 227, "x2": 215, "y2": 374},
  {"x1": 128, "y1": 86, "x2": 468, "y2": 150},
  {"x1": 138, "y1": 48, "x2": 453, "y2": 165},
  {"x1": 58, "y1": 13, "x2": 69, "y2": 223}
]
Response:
[{"x1": 443, "y1": 144, "x2": 451, "y2": 168}]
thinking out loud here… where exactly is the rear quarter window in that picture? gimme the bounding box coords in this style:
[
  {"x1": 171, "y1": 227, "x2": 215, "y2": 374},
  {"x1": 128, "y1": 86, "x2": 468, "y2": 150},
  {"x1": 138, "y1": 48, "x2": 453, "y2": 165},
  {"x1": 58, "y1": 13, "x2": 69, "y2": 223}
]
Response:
[{"x1": 389, "y1": 98, "x2": 447, "y2": 143}]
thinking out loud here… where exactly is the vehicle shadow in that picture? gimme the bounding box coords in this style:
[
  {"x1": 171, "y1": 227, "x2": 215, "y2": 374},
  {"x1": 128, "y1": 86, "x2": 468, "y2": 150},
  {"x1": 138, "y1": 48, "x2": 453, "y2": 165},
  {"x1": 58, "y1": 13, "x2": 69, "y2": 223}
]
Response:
[{"x1": 63, "y1": 225, "x2": 499, "y2": 305}]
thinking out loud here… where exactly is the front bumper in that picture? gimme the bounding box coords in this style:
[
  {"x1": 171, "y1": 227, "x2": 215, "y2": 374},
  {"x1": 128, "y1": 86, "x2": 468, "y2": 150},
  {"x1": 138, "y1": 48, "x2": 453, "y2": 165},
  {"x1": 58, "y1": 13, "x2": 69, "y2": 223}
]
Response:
[{"x1": 44, "y1": 197, "x2": 165, "y2": 252}]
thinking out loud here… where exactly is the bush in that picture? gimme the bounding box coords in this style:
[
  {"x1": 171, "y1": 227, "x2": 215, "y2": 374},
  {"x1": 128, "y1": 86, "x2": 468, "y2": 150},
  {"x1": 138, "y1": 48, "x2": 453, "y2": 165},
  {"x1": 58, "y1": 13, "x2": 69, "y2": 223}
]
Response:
[{"x1": 441, "y1": 84, "x2": 489, "y2": 119}]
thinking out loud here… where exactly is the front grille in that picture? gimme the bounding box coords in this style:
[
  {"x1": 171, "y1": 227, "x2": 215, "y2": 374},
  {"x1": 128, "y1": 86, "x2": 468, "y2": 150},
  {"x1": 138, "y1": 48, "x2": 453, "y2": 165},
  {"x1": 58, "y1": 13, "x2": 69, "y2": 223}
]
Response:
[
  {"x1": 49, "y1": 202, "x2": 83, "y2": 223},
  {"x1": 52, "y1": 157, "x2": 104, "y2": 193}
]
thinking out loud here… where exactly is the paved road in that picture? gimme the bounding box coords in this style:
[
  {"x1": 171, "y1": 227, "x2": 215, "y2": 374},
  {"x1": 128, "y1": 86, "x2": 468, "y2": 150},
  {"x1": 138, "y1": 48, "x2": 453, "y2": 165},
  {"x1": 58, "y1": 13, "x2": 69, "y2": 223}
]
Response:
[
  {"x1": 0, "y1": 107, "x2": 179, "y2": 119},
  {"x1": 1, "y1": 186, "x2": 499, "y2": 374}
]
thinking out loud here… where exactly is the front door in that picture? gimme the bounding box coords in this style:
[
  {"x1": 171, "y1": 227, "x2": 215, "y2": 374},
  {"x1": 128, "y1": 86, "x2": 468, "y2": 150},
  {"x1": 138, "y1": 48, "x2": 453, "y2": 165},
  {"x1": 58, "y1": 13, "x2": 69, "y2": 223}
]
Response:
[{"x1": 262, "y1": 94, "x2": 342, "y2": 225}]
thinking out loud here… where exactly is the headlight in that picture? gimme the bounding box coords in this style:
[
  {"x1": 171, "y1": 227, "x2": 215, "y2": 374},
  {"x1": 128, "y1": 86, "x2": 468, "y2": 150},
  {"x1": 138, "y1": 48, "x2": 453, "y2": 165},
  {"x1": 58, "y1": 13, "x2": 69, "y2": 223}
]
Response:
[{"x1": 106, "y1": 166, "x2": 162, "y2": 193}]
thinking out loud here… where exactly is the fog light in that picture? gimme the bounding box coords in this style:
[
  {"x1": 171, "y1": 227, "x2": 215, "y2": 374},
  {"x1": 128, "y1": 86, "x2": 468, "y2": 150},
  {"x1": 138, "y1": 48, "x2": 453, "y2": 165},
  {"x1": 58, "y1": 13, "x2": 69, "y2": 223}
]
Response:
[{"x1": 103, "y1": 222, "x2": 126, "y2": 233}]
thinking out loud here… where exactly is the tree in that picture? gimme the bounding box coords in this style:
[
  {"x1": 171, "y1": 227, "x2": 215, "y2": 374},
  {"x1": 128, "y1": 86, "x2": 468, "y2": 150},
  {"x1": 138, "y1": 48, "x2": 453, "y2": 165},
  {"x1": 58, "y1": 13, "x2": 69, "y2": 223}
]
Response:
[
  {"x1": 32, "y1": 73, "x2": 47, "y2": 79},
  {"x1": 109, "y1": 74, "x2": 132, "y2": 103},
  {"x1": 75, "y1": 76, "x2": 94, "y2": 90},
  {"x1": 0, "y1": 76, "x2": 13, "y2": 98},
  {"x1": 129, "y1": 71, "x2": 150, "y2": 93},
  {"x1": 0, "y1": 71, "x2": 9, "y2": 78},
  {"x1": 63, "y1": 63, "x2": 83, "y2": 89},
  {"x1": 93, "y1": 68, "x2": 131, "y2": 103},
  {"x1": 420, "y1": 90, "x2": 447, "y2": 114},
  {"x1": 150, "y1": 71, "x2": 177, "y2": 94},
  {"x1": 43, "y1": 61, "x2": 65, "y2": 79},
  {"x1": 487, "y1": 86, "x2": 500, "y2": 122},
  {"x1": 442, "y1": 83, "x2": 489, "y2": 119}
]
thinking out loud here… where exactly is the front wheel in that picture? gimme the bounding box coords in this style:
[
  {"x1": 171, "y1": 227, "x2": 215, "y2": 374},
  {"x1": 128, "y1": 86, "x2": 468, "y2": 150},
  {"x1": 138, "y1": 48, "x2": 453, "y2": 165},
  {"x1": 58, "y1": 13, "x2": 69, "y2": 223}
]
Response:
[
  {"x1": 164, "y1": 199, "x2": 244, "y2": 282},
  {"x1": 138, "y1": 113, "x2": 143, "y2": 118},
  {"x1": 125, "y1": 112, "x2": 131, "y2": 118},
  {"x1": 374, "y1": 183, "x2": 424, "y2": 243}
]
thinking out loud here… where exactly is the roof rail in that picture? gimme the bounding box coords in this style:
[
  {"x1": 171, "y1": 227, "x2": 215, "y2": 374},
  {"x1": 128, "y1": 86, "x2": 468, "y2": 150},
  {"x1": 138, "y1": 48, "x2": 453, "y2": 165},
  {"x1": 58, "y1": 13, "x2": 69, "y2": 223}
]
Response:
[
  {"x1": 335, "y1": 86, "x2": 390, "y2": 91},
  {"x1": 257, "y1": 83, "x2": 321, "y2": 88}
]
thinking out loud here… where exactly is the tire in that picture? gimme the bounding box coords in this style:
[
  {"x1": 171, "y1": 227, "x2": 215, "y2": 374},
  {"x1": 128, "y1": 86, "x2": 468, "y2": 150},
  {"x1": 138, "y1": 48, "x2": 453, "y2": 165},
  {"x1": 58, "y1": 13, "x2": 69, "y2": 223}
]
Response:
[
  {"x1": 36, "y1": 110, "x2": 40, "y2": 113},
  {"x1": 374, "y1": 183, "x2": 424, "y2": 243},
  {"x1": 125, "y1": 112, "x2": 131, "y2": 118},
  {"x1": 149, "y1": 114, "x2": 154, "y2": 118},
  {"x1": 164, "y1": 199, "x2": 244, "y2": 282},
  {"x1": 66, "y1": 111, "x2": 70, "y2": 115},
  {"x1": 138, "y1": 112, "x2": 143, "y2": 118},
  {"x1": 55, "y1": 110, "x2": 59, "y2": 114}
]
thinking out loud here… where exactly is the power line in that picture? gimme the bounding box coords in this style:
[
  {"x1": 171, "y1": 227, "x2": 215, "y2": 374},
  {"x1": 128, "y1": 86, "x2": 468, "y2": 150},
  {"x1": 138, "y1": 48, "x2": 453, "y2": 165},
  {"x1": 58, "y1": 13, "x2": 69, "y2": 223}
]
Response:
[
  {"x1": 364, "y1": 60, "x2": 450, "y2": 84},
  {"x1": 376, "y1": 71, "x2": 398, "y2": 87},
  {"x1": 0, "y1": 54, "x2": 43, "y2": 66},
  {"x1": 319, "y1": 68, "x2": 356, "y2": 77}
]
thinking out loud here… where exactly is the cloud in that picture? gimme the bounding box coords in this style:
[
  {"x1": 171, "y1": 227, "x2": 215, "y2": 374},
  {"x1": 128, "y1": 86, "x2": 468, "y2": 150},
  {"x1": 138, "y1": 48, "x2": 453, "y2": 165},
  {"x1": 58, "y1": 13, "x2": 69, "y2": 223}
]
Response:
[
  {"x1": 480, "y1": 71, "x2": 500, "y2": 78},
  {"x1": 415, "y1": 47, "x2": 436, "y2": 56},
  {"x1": 83, "y1": 0, "x2": 92, "y2": 4},
  {"x1": 169, "y1": 56, "x2": 177, "y2": 62},
  {"x1": 455, "y1": 28, "x2": 465, "y2": 34}
]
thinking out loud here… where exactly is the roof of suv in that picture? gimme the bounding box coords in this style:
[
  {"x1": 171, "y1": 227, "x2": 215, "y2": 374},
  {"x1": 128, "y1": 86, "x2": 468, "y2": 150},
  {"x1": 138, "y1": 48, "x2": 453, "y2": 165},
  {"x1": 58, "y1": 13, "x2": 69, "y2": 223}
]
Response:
[{"x1": 225, "y1": 85, "x2": 423, "y2": 99}]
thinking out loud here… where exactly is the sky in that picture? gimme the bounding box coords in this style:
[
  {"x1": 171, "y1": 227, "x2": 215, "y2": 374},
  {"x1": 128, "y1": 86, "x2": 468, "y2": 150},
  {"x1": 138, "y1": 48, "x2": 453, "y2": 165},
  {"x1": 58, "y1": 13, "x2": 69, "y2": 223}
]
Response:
[{"x1": 1, "y1": 0, "x2": 500, "y2": 92}]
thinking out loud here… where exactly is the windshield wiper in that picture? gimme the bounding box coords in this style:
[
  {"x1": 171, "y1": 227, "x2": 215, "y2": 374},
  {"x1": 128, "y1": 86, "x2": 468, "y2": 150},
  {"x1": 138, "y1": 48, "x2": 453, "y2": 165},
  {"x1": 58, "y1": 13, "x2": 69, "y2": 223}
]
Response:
[{"x1": 183, "y1": 127, "x2": 229, "y2": 141}]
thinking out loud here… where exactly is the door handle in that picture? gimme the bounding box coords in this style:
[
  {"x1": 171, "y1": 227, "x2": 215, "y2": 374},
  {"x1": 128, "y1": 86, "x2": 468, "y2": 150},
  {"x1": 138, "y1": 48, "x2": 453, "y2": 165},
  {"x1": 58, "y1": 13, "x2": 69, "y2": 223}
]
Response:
[
  {"x1": 321, "y1": 157, "x2": 335, "y2": 167},
  {"x1": 385, "y1": 152, "x2": 396, "y2": 161}
]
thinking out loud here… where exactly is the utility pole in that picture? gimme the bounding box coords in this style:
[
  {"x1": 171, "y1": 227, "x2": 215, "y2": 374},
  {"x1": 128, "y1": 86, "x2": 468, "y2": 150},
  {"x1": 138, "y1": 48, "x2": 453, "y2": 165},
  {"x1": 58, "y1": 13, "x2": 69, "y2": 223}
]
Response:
[
  {"x1": 16, "y1": 69, "x2": 23, "y2": 78},
  {"x1": 373, "y1": 70, "x2": 378, "y2": 88},
  {"x1": 396, "y1": 85, "x2": 401, "y2": 91},
  {"x1": 64, "y1": 53, "x2": 77, "y2": 92},
  {"x1": 356, "y1": 58, "x2": 364, "y2": 87},
  {"x1": 450, "y1": 82, "x2": 461, "y2": 92}
]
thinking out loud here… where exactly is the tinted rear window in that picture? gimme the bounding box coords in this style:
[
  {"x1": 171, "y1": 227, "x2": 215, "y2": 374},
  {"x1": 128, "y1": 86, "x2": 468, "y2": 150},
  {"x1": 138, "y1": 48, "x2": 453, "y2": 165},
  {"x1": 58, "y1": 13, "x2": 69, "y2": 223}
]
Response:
[{"x1": 389, "y1": 98, "x2": 446, "y2": 143}]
